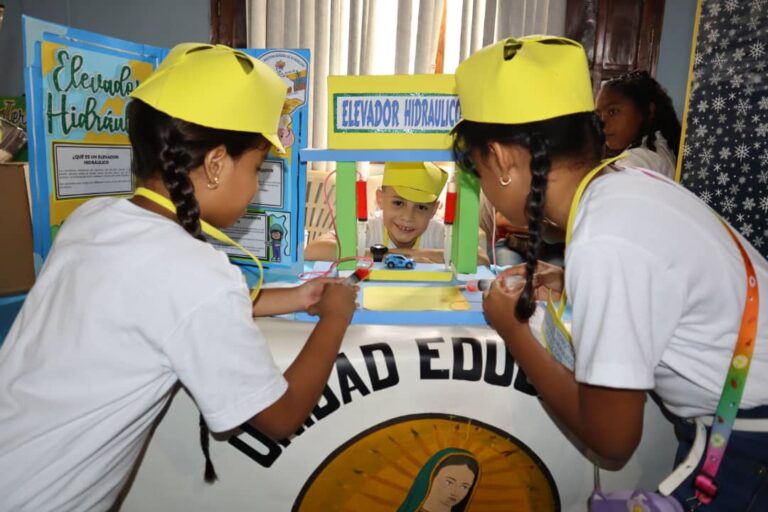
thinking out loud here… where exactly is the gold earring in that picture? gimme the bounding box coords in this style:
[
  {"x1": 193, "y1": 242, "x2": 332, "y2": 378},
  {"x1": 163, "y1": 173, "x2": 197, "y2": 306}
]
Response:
[
  {"x1": 206, "y1": 176, "x2": 220, "y2": 190},
  {"x1": 499, "y1": 175, "x2": 512, "y2": 186}
]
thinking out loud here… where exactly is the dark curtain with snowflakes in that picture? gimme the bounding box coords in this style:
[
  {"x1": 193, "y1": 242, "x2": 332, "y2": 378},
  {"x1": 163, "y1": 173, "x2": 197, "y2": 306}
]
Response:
[{"x1": 680, "y1": 0, "x2": 768, "y2": 257}]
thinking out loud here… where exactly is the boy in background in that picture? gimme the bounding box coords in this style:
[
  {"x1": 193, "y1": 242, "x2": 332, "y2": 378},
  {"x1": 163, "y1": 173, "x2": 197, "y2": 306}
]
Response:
[{"x1": 305, "y1": 162, "x2": 489, "y2": 265}]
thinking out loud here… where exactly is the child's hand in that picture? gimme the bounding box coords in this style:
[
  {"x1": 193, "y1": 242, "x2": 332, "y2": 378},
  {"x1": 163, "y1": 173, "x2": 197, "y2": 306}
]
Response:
[
  {"x1": 499, "y1": 260, "x2": 564, "y2": 301},
  {"x1": 482, "y1": 277, "x2": 529, "y2": 340},
  {"x1": 311, "y1": 282, "x2": 358, "y2": 323},
  {"x1": 296, "y1": 277, "x2": 339, "y2": 312}
]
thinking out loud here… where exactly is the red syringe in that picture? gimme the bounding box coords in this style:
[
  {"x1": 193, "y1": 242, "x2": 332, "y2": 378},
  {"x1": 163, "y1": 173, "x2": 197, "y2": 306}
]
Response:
[
  {"x1": 443, "y1": 180, "x2": 457, "y2": 268},
  {"x1": 356, "y1": 178, "x2": 368, "y2": 257}
]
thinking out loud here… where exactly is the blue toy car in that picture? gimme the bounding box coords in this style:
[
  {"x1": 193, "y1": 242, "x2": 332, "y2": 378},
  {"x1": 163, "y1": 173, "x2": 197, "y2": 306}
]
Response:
[{"x1": 383, "y1": 253, "x2": 414, "y2": 269}]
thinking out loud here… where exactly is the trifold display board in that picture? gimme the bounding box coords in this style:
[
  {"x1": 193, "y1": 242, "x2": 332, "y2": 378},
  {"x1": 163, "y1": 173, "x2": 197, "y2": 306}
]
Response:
[{"x1": 22, "y1": 16, "x2": 309, "y2": 276}]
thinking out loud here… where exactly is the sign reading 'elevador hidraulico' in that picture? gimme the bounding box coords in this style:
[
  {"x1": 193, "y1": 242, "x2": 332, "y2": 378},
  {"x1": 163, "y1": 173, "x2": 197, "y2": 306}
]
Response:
[{"x1": 327, "y1": 75, "x2": 458, "y2": 149}]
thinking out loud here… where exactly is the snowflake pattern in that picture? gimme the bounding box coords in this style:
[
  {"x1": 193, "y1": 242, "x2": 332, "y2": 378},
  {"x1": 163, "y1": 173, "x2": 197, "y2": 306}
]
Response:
[
  {"x1": 713, "y1": 96, "x2": 727, "y2": 111},
  {"x1": 736, "y1": 99, "x2": 750, "y2": 116},
  {"x1": 721, "y1": 196, "x2": 736, "y2": 213},
  {"x1": 750, "y1": 41, "x2": 765, "y2": 59},
  {"x1": 681, "y1": 0, "x2": 768, "y2": 257}
]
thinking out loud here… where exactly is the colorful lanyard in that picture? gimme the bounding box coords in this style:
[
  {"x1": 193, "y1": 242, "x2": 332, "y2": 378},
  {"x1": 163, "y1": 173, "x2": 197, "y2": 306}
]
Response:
[
  {"x1": 133, "y1": 187, "x2": 264, "y2": 301},
  {"x1": 627, "y1": 169, "x2": 760, "y2": 504},
  {"x1": 564, "y1": 163, "x2": 759, "y2": 505},
  {"x1": 694, "y1": 220, "x2": 759, "y2": 504}
]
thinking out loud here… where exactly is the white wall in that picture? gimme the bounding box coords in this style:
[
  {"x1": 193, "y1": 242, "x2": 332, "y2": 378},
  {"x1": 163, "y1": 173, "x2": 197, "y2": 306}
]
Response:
[{"x1": 656, "y1": 0, "x2": 698, "y2": 119}]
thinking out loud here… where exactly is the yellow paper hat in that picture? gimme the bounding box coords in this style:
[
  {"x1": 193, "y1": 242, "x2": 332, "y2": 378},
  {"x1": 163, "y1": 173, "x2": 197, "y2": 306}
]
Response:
[
  {"x1": 382, "y1": 162, "x2": 448, "y2": 203},
  {"x1": 455, "y1": 36, "x2": 594, "y2": 125},
  {"x1": 130, "y1": 43, "x2": 287, "y2": 152}
]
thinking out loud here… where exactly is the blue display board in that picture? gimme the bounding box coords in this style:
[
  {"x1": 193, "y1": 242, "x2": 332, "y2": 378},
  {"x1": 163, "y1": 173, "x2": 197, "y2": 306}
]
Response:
[
  {"x1": 218, "y1": 48, "x2": 310, "y2": 276},
  {"x1": 22, "y1": 16, "x2": 309, "y2": 277}
]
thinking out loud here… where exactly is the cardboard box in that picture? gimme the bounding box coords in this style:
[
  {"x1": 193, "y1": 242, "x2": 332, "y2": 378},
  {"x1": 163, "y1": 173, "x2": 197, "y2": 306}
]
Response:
[{"x1": 0, "y1": 162, "x2": 35, "y2": 295}]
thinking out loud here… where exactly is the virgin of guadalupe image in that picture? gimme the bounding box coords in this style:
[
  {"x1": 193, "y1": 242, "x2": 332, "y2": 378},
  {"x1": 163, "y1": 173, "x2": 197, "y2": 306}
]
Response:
[{"x1": 398, "y1": 448, "x2": 480, "y2": 512}]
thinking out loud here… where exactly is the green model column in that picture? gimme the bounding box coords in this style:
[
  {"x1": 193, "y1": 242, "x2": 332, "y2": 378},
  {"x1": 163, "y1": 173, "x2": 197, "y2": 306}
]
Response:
[
  {"x1": 452, "y1": 169, "x2": 480, "y2": 274},
  {"x1": 335, "y1": 161, "x2": 358, "y2": 270}
]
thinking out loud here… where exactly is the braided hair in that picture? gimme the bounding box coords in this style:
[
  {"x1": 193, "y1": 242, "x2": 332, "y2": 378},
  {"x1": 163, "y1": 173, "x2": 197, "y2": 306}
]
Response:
[
  {"x1": 452, "y1": 113, "x2": 603, "y2": 321},
  {"x1": 127, "y1": 99, "x2": 267, "y2": 482},
  {"x1": 601, "y1": 70, "x2": 681, "y2": 160}
]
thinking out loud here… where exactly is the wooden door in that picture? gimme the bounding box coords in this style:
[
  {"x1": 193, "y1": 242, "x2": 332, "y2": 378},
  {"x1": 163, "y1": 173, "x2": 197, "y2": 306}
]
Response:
[{"x1": 566, "y1": 0, "x2": 665, "y2": 93}]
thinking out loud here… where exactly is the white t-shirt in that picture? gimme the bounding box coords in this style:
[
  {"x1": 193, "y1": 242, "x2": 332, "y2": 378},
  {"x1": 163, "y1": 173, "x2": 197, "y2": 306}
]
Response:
[
  {"x1": 566, "y1": 167, "x2": 768, "y2": 418},
  {"x1": 615, "y1": 131, "x2": 677, "y2": 179},
  {"x1": 364, "y1": 210, "x2": 446, "y2": 249},
  {"x1": 0, "y1": 198, "x2": 288, "y2": 511}
]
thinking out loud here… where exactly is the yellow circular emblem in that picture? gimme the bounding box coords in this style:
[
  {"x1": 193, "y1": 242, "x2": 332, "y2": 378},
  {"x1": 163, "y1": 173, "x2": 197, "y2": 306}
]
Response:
[{"x1": 293, "y1": 413, "x2": 559, "y2": 511}]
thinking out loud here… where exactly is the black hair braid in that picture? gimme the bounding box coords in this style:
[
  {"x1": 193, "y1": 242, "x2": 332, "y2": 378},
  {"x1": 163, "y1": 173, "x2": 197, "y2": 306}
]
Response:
[
  {"x1": 516, "y1": 133, "x2": 550, "y2": 322},
  {"x1": 157, "y1": 136, "x2": 218, "y2": 482},
  {"x1": 650, "y1": 83, "x2": 681, "y2": 158},
  {"x1": 199, "y1": 414, "x2": 218, "y2": 483},
  {"x1": 128, "y1": 99, "x2": 270, "y2": 484},
  {"x1": 158, "y1": 137, "x2": 204, "y2": 241}
]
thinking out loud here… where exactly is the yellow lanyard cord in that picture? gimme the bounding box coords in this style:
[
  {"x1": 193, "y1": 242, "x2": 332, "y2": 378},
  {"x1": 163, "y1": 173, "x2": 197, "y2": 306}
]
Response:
[
  {"x1": 383, "y1": 228, "x2": 421, "y2": 250},
  {"x1": 133, "y1": 187, "x2": 264, "y2": 301},
  {"x1": 558, "y1": 154, "x2": 626, "y2": 314}
]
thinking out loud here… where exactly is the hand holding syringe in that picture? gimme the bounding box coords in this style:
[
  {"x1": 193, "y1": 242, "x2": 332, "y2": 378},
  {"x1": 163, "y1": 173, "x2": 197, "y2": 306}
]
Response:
[
  {"x1": 463, "y1": 274, "x2": 524, "y2": 293},
  {"x1": 464, "y1": 261, "x2": 564, "y2": 300}
]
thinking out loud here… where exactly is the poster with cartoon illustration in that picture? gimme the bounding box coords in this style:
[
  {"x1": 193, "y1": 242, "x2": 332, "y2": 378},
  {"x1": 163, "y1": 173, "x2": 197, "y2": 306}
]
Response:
[
  {"x1": 214, "y1": 49, "x2": 309, "y2": 271},
  {"x1": 24, "y1": 17, "x2": 310, "y2": 276},
  {"x1": 22, "y1": 16, "x2": 163, "y2": 265}
]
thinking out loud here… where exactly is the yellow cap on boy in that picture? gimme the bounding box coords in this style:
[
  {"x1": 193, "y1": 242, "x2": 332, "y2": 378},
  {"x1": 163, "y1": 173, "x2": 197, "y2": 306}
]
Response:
[
  {"x1": 455, "y1": 35, "x2": 594, "y2": 126},
  {"x1": 382, "y1": 162, "x2": 448, "y2": 203},
  {"x1": 130, "y1": 43, "x2": 287, "y2": 152}
]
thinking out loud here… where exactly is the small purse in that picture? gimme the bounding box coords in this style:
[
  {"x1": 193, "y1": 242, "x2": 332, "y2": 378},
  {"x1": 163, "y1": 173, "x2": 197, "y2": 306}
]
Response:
[
  {"x1": 588, "y1": 222, "x2": 759, "y2": 511},
  {"x1": 590, "y1": 490, "x2": 683, "y2": 512}
]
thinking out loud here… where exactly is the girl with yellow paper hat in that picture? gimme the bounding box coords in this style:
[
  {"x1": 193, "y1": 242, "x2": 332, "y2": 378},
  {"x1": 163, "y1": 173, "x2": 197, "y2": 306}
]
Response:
[
  {"x1": 0, "y1": 44, "x2": 356, "y2": 510},
  {"x1": 453, "y1": 36, "x2": 768, "y2": 509}
]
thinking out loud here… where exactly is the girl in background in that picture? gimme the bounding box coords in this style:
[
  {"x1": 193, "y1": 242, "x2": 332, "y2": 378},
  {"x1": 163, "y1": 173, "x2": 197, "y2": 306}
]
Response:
[
  {"x1": 0, "y1": 44, "x2": 356, "y2": 511},
  {"x1": 596, "y1": 70, "x2": 681, "y2": 179}
]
